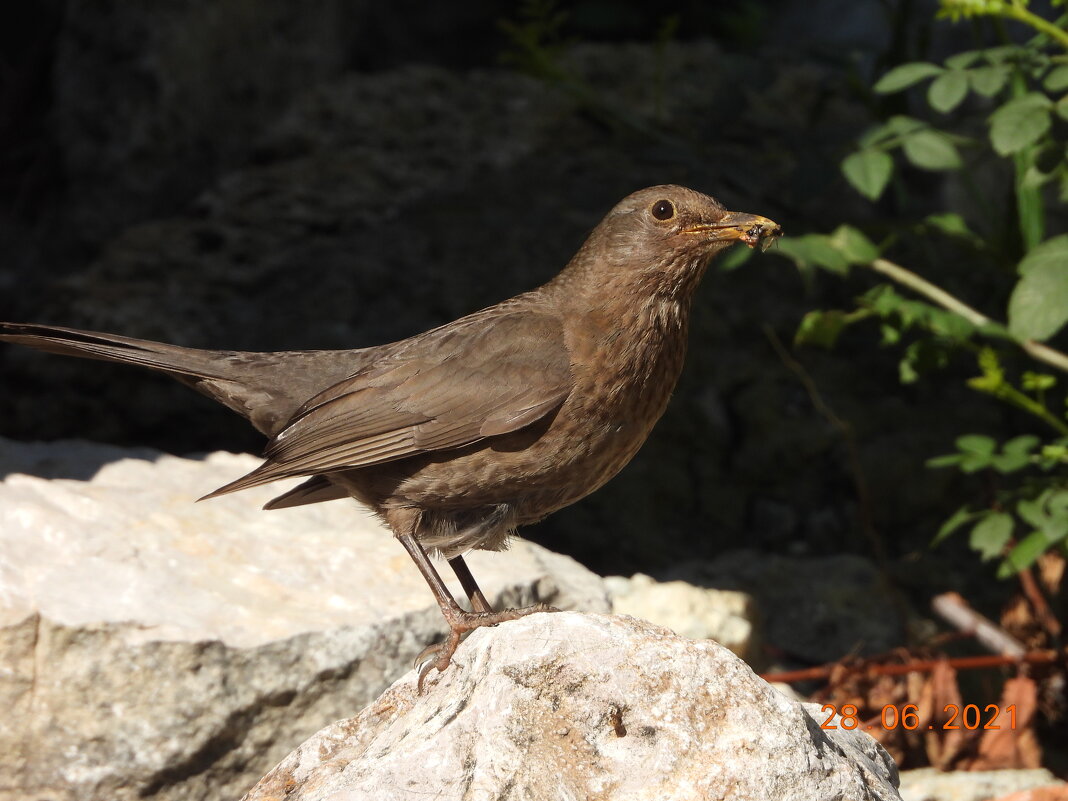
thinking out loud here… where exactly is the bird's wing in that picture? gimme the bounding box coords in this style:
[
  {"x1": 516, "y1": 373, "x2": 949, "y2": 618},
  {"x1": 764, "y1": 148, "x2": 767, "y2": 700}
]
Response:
[{"x1": 203, "y1": 310, "x2": 571, "y2": 498}]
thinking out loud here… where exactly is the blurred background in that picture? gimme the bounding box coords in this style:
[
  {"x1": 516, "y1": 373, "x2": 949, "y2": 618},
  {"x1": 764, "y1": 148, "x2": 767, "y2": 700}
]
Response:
[{"x1": 1, "y1": 0, "x2": 1065, "y2": 775}]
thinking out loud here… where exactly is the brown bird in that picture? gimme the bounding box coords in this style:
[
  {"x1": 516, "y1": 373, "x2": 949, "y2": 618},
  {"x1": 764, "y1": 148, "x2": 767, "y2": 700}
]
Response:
[{"x1": 0, "y1": 185, "x2": 779, "y2": 685}]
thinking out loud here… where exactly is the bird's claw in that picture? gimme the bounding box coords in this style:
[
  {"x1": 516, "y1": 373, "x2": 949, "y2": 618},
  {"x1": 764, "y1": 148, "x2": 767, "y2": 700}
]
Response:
[{"x1": 414, "y1": 603, "x2": 560, "y2": 693}]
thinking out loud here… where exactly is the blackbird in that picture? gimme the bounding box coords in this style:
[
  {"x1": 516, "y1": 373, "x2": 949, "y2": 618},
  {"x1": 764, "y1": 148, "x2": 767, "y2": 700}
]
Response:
[{"x1": 0, "y1": 185, "x2": 780, "y2": 685}]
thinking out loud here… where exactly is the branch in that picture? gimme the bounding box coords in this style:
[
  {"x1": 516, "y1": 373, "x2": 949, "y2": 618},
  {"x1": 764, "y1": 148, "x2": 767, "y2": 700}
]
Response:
[
  {"x1": 761, "y1": 650, "x2": 1062, "y2": 685},
  {"x1": 931, "y1": 591, "x2": 1026, "y2": 658},
  {"x1": 869, "y1": 258, "x2": 1068, "y2": 375}
]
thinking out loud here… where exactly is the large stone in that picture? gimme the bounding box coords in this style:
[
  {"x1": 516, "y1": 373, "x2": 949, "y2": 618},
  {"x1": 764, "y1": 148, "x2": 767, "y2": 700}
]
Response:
[
  {"x1": 245, "y1": 613, "x2": 901, "y2": 801},
  {"x1": 897, "y1": 767, "x2": 1065, "y2": 801},
  {"x1": 672, "y1": 552, "x2": 905, "y2": 663},
  {"x1": 50, "y1": 1, "x2": 506, "y2": 247},
  {"x1": 604, "y1": 572, "x2": 759, "y2": 663},
  {"x1": 0, "y1": 438, "x2": 609, "y2": 801}
]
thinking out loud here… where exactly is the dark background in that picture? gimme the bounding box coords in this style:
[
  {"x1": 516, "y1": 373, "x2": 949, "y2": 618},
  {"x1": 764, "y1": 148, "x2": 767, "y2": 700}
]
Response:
[{"x1": 0, "y1": 0, "x2": 1028, "y2": 616}]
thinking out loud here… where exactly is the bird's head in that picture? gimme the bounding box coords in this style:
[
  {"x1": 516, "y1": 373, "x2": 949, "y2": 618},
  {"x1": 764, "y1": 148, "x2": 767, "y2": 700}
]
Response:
[{"x1": 559, "y1": 185, "x2": 780, "y2": 302}]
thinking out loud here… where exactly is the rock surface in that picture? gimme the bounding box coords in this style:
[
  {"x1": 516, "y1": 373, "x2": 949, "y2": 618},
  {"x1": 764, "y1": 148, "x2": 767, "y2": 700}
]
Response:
[
  {"x1": 604, "y1": 572, "x2": 759, "y2": 662},
  {"x1": 245, "y1": 613, "x2": 901, "y2": 801},
  {"x1": 0, "y1": 437, "x2": 609, "y2": 801},
  {"x1": 672, "y1": 551, "x2": 905, "y2": 663},
  {"x1": 898, "y1": 767, "x2": 1066, "y2": 801}
]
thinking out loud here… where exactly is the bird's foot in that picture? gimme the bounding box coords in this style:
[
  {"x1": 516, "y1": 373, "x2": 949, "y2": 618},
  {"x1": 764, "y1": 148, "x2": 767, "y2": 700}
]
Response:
[{"x1": 416, "y1": 603, "x2": 559, "y2": 692}]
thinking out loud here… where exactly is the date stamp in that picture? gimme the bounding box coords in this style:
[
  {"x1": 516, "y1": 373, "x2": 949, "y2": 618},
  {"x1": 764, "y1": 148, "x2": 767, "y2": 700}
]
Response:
[{"x1": 819, "y1": 703, "x2": 1018, "y2": 731}]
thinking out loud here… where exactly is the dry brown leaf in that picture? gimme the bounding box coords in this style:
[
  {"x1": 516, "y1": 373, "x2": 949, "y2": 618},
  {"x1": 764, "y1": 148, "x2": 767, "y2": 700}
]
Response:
[
  {"x1": 924, "y1": 660, "x2": 970, "y2": 769},
  {"x1": 968, "y1": 675, "x2": 1042, "y2": 770},
  {"x1": 1037, "y1": 552, "x2": 1065, "y2": 596},
  {"x1": 1001, "y1": 594, "x2": 1040, "y2": 642}
]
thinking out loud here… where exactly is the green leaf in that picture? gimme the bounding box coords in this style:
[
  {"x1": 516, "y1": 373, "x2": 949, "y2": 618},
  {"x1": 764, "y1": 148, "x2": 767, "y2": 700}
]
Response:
[
  {"x1": 981, "y1": 45, "x2": 1022, "y2": 64},
  {"x1": 946, "y1": 51, "x2": 981, "y2": 70},
  {"x1": 956, "y1": 433, "x2": 996, "y2": 472},
  {"x1": 1047, "y1": 488, "x2": 1068, "y2": 519},
  {"x1": 969, "y1": 65, "x2": 1010, "y2": 97},
  {"x1": 1007, "y1": 235, "x2": 1068, "y2": 341},
  {"x1": 795, "y1": 310, "x2": 848, "y2": 349},
  {"x1": 1045, "y1": 64, "x2": 1068, "y2": 92},
  {"x1": 970, "y1": 513, "x2": 1014, "y2": 561},
  {"x1": 774, "y1": 234, "x2": 850, "y2": 275},
  {"x1": 1022, "y1": 164, "x2": 1055, "y2": 190},
  {"x1": 829, "y1": 225, "x2": 879, "y2": 263},
  {"x1": 1004, "y1": 434, "x2": 1041, "y2": 454},
  {"x1": 860, "y1": 283, "x2": 977, "y2": 340},
  {"x1": 1040, "y1": 442, "x2": 1068, "y2": 468},
  {"x1": 998, "y1": 528, "x2": 1065, "y2": 578},
  {"x1": 926, "y1": 453, "x2": 963, "y2": 468},
  {"x1": 841, "y1": 150, "x2": 893, "y2": 201},
  {"x1": 899, "y1": 338, "x2": 950, "y2": 384},
  {"x1": 958, "y1": 433, "x2": 997, "y2": 455},
  {"x1": 874, "y1": 62, "x2": 945, "y2": 94},
  {"x1": 989, "y1": 93, "x2": 1052, "y2": 156},
  {"x1": 1021, "y1": 372, "x2": 1055, "y2": 392},
  {"x1": 925, "y1": 212, "x2": 976, "y2": 239},
  {"x1": 858, "y1": 117, "x2": 924, "y2": 148},
  {"x1": 899, "y1": 355, "x2": 919, "y2": 384},
  {"x1": 991, "y1": 448, "x2": 1034, "y2": 473},
  {"x1": 929, "y1": 71, "x2": 970, "y2": 112},
  {"x1": 1017, "y1": 494, "x2": 1051, "y2": 531},
  {"x1": 980, "y1": 45, "x2": 1020, "y2": 65},
  {"x1": 902, "y1": 130, "x2": 962, "y2": 170},
  {"x1": 932, "y1": 505, "x2": 978, "y2": 546}
]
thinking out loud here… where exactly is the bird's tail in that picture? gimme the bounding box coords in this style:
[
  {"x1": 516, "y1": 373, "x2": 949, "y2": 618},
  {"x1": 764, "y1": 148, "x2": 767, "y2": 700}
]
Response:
[{"x1": 0, "y1": 322, "x2": 230, "y2": 379}]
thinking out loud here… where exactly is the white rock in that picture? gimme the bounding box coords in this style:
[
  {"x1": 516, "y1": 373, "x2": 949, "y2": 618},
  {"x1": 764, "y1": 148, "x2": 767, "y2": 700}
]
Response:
[
  {"x1": 605, "y1": 572, "x2": 757, "y2": 660},
  {"x1": 0, "y1": 438, "x2": 609, "y2": 801},
  {"x1": 245, "y1": 613, "x2": 901, "y2": 801},
  {"x1": 898, "y1": 767, "x2": 1065, "y2": 801}
]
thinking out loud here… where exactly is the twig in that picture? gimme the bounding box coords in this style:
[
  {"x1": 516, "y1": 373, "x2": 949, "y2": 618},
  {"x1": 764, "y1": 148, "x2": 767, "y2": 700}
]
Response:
[
  {"x1": 869, "y1": 258, "x2": 1068, "y2": 375},
  {"x1": 1017, "y1": 566, "x2": 1063, "y2": 638},
  {"x1": 761, "y1": 650, "x2": 1063, "y2": 684},
  {"x1": 932, "y1": 591, "x2": 1027, "y2": 658}
]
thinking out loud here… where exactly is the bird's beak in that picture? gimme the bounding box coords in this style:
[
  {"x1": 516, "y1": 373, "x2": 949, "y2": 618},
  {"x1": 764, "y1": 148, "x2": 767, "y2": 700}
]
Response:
[{"x1": 684, "y1": 212, "x2": 782, "y2": 252}]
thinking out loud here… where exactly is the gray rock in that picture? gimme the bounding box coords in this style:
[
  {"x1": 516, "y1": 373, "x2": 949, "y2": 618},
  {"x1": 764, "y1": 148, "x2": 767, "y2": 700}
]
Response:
[
  {"x1": 898, "y1": 767, "x2": 1064, "y2": 801},
  {"x1": 244, "y1": 613, "x2": 901, "y2": 801},
  {"x1": 671, "y1": 551, "x2": 904, "y2": 664},
  {"x1": 53, "y1": 1, "x2": 358, "y2": 245},
  {"x1": 0, "y1": 438, "x2": 609, "y2": 801},
  {"x1": 51, "y1": 1, "x2": 506, "y2": 247},
  {"x1": 604, "y1": 572, "x2": 759, "y2": 663}
]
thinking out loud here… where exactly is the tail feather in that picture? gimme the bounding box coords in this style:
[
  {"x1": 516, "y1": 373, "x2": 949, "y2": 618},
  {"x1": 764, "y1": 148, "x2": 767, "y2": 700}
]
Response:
[
  {"x1": 0, "y1": 323, "x2": 227, "y2": 379},
  {"x1": 262, "y1": 476, "x2": 349, "y2": 510}
]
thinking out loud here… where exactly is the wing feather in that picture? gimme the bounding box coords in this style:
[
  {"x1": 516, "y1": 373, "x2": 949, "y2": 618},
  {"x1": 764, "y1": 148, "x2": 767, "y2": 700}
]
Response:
[{"x1": 203, "y1": 308, "x2": 571, "y2": 498}]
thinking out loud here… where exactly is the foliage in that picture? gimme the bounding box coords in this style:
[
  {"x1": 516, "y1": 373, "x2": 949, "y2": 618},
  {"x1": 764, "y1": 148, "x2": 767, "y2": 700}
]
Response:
[{"x1": 771, "y1": 0, "x2": 1068, "y2": 577}]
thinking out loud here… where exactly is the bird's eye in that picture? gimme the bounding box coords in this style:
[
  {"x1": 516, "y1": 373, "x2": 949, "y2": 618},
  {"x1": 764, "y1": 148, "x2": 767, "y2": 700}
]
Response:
[{"x1": 651, "y1": 199, "x2": 675, "y2": 221}]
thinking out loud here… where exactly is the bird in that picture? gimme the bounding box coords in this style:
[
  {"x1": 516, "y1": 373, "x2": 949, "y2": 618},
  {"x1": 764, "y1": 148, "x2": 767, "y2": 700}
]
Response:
[{"x1": 0, "y1": 185, "x2": 780, "y2": 687}]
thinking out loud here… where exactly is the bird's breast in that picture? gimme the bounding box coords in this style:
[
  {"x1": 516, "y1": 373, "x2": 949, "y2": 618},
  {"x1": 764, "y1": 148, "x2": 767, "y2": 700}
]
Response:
[{"x1": 381, "y1": 299, "x2": 692, "y2": 525}]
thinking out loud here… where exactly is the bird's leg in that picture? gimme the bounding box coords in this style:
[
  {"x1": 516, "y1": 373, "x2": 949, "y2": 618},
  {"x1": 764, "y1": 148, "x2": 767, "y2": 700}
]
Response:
[
  {"x1": 447, "y1": 554, "x2": 494, "y2": 614},
  {"x1": 396, "y1": 532, "x2": 556, "y2": 691}
]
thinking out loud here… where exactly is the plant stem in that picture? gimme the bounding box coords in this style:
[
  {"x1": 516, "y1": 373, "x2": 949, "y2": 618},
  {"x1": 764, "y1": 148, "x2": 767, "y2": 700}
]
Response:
[
  {"x1": 1010, "y1": 70, "x2": 1045, "y2": 250},
  {"x1": 870, "y1": 258, "x2": 990, "y2": 326},
  {"x1": 869, "y1": 258, "x2": 1068, "y2": 374},
  {"x1": 1004, "y1": 4, "x2": 1068, "y2": 51}
]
